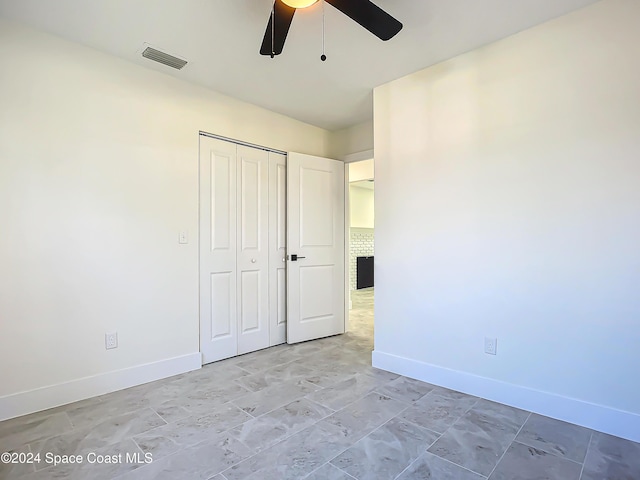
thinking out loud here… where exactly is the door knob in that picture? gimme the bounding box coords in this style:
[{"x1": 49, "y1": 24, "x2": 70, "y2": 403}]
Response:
[
  {"x1": 251, "y1": 258, "x2": 257, "y2": 263},
  {"x1": 290, "y1": 254, "x2": 306, "y2": 262}
]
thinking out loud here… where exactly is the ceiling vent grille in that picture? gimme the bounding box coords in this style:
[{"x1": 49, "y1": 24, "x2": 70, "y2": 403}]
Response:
[{"x1": 142, "y1": 47, "x2": 188, "y2": 70}]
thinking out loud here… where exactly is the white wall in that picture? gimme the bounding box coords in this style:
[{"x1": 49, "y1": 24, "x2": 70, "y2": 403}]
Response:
[
  {"x1": 329, "y1": 120, "x2": 374, "y2": 160},
  {"x1": 0, "y1": 19, "x2": 330, "y2": 418},
  {"x1": 349, "y1": 186, "x2": 375, "y2": 229},
  {"x1": 373, "y1": 0, "x2": 640, "y2": 442},
  {"x1": 348, "y1": 159, "x2": 374, "y2": 183}
]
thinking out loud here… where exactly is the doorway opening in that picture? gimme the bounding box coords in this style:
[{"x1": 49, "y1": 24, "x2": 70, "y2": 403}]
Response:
[{"x1": 347, "y1": 159, "x2": 374, "y2": 346}]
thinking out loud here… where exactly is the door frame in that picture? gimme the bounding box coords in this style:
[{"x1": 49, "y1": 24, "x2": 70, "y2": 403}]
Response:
[{"x1": 344, "y1": 162, "x2": 350, "y2": 332}]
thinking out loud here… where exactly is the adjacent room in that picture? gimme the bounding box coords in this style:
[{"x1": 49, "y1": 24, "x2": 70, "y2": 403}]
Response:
[
  {"x1": 1, "y1": 0, "x2": 639, "y2": 479},
  {"x1": 348, "y1": 158, "x2": 375, "y2": 339}
]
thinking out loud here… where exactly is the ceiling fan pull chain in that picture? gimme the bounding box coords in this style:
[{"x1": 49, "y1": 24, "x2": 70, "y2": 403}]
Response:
[
  {"x1": 321, "y1": 0, "x2": 327, "y2": 61},
  {"x1": 271, "y1": 5, "x2": 275, "y2": 58}
]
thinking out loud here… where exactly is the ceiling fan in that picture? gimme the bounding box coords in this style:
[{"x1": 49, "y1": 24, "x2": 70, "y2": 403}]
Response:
[{"x1": 260, "y1": 0, "x2": 403, "y2": 58}]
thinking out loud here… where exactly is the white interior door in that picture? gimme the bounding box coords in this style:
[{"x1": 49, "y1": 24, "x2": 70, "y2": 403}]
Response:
[
  {"x1": 200, "y1": 136, "x2": 238, "y2": 363},
  {"x1": 269, "y1": 152, "x2": 287, "y2": 346},
  {"x1": 236, "y1": 146, "x2": 270, "y2": 355},
  {"x1": 287, "y1": 152, "x2": 345, "y2": 344}
]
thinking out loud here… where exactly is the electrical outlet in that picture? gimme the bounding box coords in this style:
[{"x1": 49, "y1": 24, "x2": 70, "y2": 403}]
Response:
[
  {"x1": 179, "y1": 231, "x2": 188, "y2": 244},
  {"x1": 484, "y1": 337, "x2": 497, "y2": 355},
  {"x1": 105, "y1": 332, "x2": 118, "y2": 350}
]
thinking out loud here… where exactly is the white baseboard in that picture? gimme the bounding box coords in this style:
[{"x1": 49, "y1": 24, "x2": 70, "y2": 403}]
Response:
[
  {"x1": 372, "y1": 350, "x2": 640, "y2": 443},
  {"x1": 0, "y1": 352, "x2": 201, "y2": 422}
]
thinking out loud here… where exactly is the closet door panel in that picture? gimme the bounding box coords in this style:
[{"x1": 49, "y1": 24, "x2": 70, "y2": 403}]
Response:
[
  {"x1": 200, "y1": 137, "x2": 238, "y2": 364},
  {"x1": 269, "y1": 152, "x2": 287, "y2": 346},
  {"x1": 237, "y1": 145, "x2": 270, "y2": 355}
]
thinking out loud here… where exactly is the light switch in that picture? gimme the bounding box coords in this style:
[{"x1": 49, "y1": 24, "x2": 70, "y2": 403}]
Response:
[{"x1": 179, "y1": 231, "x2": 189, "y2": 244}]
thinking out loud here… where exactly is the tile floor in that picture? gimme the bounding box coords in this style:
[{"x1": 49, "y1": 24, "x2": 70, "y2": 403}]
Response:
[{"x1": 1, "y1": 288, "x2": 639, "y2": 479}]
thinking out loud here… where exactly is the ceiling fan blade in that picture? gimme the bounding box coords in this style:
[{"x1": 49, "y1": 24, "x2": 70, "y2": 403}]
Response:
[
  {"x1": 260, "y1": 1, "x2": 296, "y2": 56},
  {"x1": 325, "y1": 0, "x2": 402, "y2": 41}
]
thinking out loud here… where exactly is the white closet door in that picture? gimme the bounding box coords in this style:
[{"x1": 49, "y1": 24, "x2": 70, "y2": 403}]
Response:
[
  {"x1": 236, "y1": 145, "x2": 270, "y2": 355},
  {"x1": 200, "y1": 136, "x2": 238, "y2": 364},
  {"x1": 269, "y1": 152, "x2": 287, "y2": 346}
]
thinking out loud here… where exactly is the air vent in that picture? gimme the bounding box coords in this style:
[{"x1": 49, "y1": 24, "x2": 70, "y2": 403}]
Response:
[{"x1": 141, "y1": 46, "x2": 188, "y2": 70}]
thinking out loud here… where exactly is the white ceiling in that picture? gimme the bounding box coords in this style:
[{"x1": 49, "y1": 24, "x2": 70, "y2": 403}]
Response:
[{"x1": 0, "y1": 0, "x2": 599, "y2": 130}]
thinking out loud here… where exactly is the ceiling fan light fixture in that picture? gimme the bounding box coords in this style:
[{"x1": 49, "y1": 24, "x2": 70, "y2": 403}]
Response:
[
  {"x1": 261, "y1": 0, "x2": 403, "y2": 57},
  {"x1": 281, "y1": 0, "x2": 318, "y2": 9}
]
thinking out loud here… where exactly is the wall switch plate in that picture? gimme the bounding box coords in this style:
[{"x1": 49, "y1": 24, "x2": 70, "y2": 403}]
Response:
[
  {"x1": 484, "y1": 337, "x2": 497, "y2": 355},
  {"x1": 105, "y1": 332, "x2": 118, "y2": 350},
  {"x1": 179, "y1": 231, "x2": 188, "y2": 244}
]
